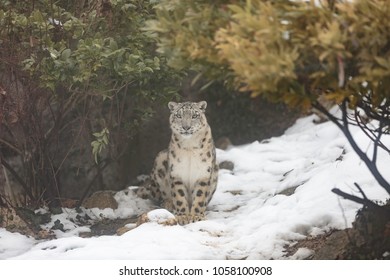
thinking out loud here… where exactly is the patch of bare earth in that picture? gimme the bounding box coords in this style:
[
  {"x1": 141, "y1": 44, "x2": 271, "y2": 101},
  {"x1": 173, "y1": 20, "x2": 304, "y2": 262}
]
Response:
[
  {"x1": 285, "y1": 203, "x2": 390, "y2": 260},
  {"x1": 284, "y1": 229, "x2": 351, "y2": 259}
]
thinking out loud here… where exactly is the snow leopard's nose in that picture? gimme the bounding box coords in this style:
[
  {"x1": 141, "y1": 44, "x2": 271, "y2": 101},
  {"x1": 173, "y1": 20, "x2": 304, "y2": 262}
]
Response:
[{"x1": 182, "y1": 125, "x2": 191, "y2": 131}]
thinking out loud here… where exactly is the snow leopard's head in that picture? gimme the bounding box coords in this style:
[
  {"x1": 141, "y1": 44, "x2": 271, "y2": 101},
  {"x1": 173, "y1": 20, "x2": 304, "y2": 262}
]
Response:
[{"x1": 168, "y1": 101, "x2": 208, "y2": 138}]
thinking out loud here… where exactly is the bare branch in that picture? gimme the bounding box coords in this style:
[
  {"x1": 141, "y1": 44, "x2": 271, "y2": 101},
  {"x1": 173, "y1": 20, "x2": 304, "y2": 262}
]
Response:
[
  {"x1": 354, "y1": 110, "x2": 390, "y2": 155},
  {"x1": 78, "y1": 160, "x2": 110, "y2": 207},
  {"x1": 372, "y1": 122, "x2": 384, "y2": 164},
  {"x1": 0, "y1": 138, "x2": 22, "y2": 154},
  {"x1": 0, "y1": 155, "x2": 35, "y2": 201},
  {"x1": 353, "y1": 182, "x2": 367, "y2": 200},
  {"x1": 311, "y1": 101, "x2": 343, "y2": 130},
  {"x1": 338, "y1": 99, "x2": 390, "y2": 194},
  {"x1": 332, "y1": 187, "x2": 389, "y2": 215}
]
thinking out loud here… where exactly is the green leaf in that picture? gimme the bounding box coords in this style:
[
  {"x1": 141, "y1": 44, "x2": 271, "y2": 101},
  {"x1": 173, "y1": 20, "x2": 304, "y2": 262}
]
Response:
[
  {"x1": 61, "y1": 49, "x2": 72, "y2": 60},
  {"x1": 91, "y1": 128, "x2": 110, "y2": 163},
  {"x1": 31, "y1": 10, "x2": 44, "y2": 23}
]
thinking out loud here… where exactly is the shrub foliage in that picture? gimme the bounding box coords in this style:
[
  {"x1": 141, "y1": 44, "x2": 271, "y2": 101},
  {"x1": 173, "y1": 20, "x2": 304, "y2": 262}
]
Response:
[
  {"x1": 151, "y1": 0, "x2": 390, "y2": 202},
  {"x1": 0, "y1": 0, "x2": 182, "y2": 207}
]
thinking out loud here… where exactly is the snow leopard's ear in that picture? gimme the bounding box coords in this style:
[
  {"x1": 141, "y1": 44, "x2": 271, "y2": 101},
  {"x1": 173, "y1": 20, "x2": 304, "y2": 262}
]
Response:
[
  {"x1": 197, "y1": 101, "x2": 207, "y2": 112},
  {"x1": 168, "y1": 102, "x2": 178, "y2": 112}
]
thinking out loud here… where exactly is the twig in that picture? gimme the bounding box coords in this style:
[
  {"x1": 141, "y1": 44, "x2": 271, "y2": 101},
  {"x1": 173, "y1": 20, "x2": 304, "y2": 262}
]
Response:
[
  {"x1": 0, "y1": 155, "x2": 34, "y2": 201},
  {"x1": 311, "y1": 101, "x2": 343, "y2": 130},
  {"x1": 0, "y1": 138, "x2": 22, "y2": 154},
  {"x1": 78, "y1": 160, "x2": 110, "y2": 207},
  {"x1": 354, "y1": 110, "x2": 389, "y2": 154},
  {"x1": 372, "y1": 122, "x2": 383, "y2": 164},
  {"x1": 353, "y1": 182, "x2": 367, "y2": 200},
  {"x1": 312, "y1": 98, "x2": 390, "y2": 195},
  {"x1": 332, "y1": 187, "x2": 389, "y2": 215},
  {"x1": 339, "y1": 99, "x2": 390, "y2": 194}
]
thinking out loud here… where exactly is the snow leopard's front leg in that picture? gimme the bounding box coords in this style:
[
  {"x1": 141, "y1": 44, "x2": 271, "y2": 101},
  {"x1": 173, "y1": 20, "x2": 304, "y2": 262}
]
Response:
[
  {"x1": 170, "y1": 178, "x2": 191, "y2": 225},
  {"x1": 189, "y1": 178, "x2": 211, "y2": 223}
]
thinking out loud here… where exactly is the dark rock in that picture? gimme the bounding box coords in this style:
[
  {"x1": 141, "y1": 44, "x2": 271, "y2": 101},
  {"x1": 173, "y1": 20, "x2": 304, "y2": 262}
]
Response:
[
  {"x1": 82, "y1": 191, "x2": 118, "y2": 210},
  {"x1": 215, "y1": 137, "x2": 232, "y2": 150},
  {"x1": 0, "y1": 207, "x2": 36, "y2": 236},
  {"x1": 1, "y1": 207, "x2": 56, "y2": 239},
  {"x1": 278, "y1": 186, "x2": 299, "y2": 196},
  {"x1": 50, "y1": 207, "x2": 63, "y2": 215},
  {"x1": 89, "y1": 217, "x2": 137, "y2": 236},
  {"x1": 17, "y1": 208, "x2": 51, "y2": 225},
  {"x1": 219, "y1": 161, "x2": 234, "y2": 171},
  {"x1": 313, "y1": 230, "x2": 350, "y2": 259},
  {"x1": 51, "y1": 219, "x2": 65, "y2": 232}
]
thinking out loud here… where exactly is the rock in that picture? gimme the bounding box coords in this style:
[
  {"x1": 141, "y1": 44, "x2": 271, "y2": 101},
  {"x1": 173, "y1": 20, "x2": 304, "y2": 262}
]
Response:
[
  {"x1": 215, "y1": 137, "x2": 232, "y2": 150},
  {"x1": 51, "y1": 219, "x2": 65, "y2": 232},
  {"x1": 59, "y1": 198, "x2": 79, "y2": 208},
  {"x1": 116, "y1": 224, "x2": 137, "y2": 236},
  {"x1": 136, "y1": 209, "x2": 177, "y2": 226},
  {"x1": 313, "y1": 230, "x2": 350, "y2": 259},
  {"x1": 278, "y1": 186, "x2": 299, "y2": 196},
  {"x1": 50, "y1": 207, "x2": 63, "y2": 215},
  {"x1": 0, "y1": 207, "x2": 37, "y2": 237},
  {"x1": 79, "y1": 232, "x2": 93, "y2": 238},
  {"x1": 82, "y1": 191, "x2": 118, "y2": 210},
  {"x1": 116, "y1": 227, "x2": 131, "y2": 236},
  {"x1": 219, "y1": 161, "x2": 234, "y2": 171},
  {"x1": 89, "y1": 217, "x2": 137, "y2": 236},
  {"x1": 37, "y1": 229, "x2": 55, "y2": 240}
]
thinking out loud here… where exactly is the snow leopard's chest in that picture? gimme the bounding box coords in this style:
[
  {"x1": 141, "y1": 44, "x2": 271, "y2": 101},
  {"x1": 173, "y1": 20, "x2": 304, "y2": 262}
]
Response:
[
  {"x1": 169, "y1": 148, "x2": 212, "y2": 188},
  {"x1": 168, "y1": 131, "x2": 215, "y2": 189}
]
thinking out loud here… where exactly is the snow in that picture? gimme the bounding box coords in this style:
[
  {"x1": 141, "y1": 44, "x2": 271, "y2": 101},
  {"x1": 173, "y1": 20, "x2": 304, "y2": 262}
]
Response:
[
  {"x1": 0, "y1": 229, "x2": 35, "y2": 259},
  {"x1": 290, "y1": 248, "x2": 314, "y2": 260},
  {"x1": 0, "y1": 112, "x2": 389, "y2": 260},
  {"x1": 147, "y1": 209, "x2": 176, "y2": 223}
]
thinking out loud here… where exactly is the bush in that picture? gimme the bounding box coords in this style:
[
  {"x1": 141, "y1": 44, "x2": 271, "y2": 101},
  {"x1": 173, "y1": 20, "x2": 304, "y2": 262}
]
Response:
[
  {"x1": 151, "y1": 0, "x2": 390, "y2": 204},
  {"x1": 0, "y1": 0, "x2": 182, "y2": 207}
]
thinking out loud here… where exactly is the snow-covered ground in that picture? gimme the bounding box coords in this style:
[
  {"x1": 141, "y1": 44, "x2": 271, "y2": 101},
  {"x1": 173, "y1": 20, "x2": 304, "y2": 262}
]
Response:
[{"x1": 1, "y1": 110, "x2": 389, "y2": 260}]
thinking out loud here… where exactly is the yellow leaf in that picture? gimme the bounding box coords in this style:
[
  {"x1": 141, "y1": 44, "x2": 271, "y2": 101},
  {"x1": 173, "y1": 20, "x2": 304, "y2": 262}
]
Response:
[{"x1": 374, "y1": 56, "x2": 390, "y2": 69}]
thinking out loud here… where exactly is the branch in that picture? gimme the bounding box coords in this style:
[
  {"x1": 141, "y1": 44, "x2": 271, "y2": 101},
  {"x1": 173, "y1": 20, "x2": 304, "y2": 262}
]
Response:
[
  {"x1": 311, "y1": 101, "x2": 343, "y2": 130},
  {"x1": 0, "y1": 155, "x2": 35, "y2": 201},
  {"x1": 358, "y1": 98, "x2": 390, "y2": 127},
  {"x1": 313, "y1": 99, "x2": 390, "y2": 194},
  {"x1": 373, "y1": 121, "x2": 384, "y2": 164},
  {"x1": 353, "y1": 182, "x2": 368, "y2": 200},
  {"x1": 78, "y1": 160, "x2": 110, "y2": 207},
  {"x1": 339, "y1": 99, "x2": 390, "y2": 194},
  {"x1": 0, "y1": 138, "x2": 22, "y2": 154},
  {"x1": 332, "y1": 187, "x2": 390, "y2": 215},
  {"x1": 354, "y1": 110, "x2": 389, "y2": 155},
  {"x1": 0, "y1": 193, "x2": 6, "y2": 207}
]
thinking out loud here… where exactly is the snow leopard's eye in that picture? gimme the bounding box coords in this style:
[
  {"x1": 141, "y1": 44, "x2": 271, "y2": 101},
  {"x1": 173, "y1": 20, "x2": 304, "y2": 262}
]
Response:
[
  {"x1": 192, "y1": 112, "x2": 200, "y2": 119},
  {"x1": 175, "y1": 112, "x2": 182, "y2": 119}
]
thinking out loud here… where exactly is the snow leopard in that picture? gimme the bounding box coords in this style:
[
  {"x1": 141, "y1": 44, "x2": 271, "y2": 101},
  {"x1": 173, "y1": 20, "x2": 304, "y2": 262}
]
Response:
[{"x1": 137, "y1": 101, "x2": 218, "y2": 225}]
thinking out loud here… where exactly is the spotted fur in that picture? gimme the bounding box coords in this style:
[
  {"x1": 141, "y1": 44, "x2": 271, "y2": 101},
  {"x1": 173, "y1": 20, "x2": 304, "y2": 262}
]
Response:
[{"x1": 137, "y1": 101, "x2": 218, "y2": 225}]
